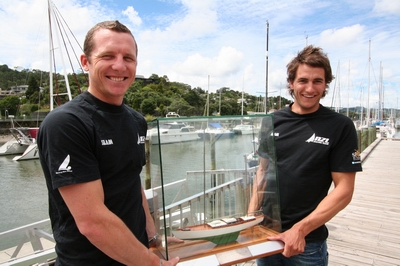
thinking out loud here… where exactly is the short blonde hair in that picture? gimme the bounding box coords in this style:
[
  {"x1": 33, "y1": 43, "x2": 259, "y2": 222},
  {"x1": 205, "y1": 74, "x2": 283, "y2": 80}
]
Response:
[{"x1": 83, "y1": 20, "x2": 137, "y2": 61}]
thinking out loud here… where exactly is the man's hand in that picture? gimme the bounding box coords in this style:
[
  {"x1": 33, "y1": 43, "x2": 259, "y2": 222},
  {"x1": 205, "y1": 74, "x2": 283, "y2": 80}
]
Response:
[
  {"x1": 267, "y1": 228, "x2": 306, "y2": 257},
  {"x1": 167, "y1": 236, "x2": 184, "y2": 245},
  {"x1": 161, "y1": 256, "x2": 180, "y2": 266}
]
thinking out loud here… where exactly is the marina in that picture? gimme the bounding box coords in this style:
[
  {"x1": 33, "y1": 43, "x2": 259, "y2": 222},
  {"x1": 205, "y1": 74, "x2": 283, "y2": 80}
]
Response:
[{"x1": 0, "y1": 128, "x2": 400, "y2": 265}]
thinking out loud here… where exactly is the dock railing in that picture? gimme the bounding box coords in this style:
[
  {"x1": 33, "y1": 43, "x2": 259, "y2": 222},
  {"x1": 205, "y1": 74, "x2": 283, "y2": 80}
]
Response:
[
  {"x1": 0, "y1": 219, "x2": 55, "y2": 266},
  {"x1": 357, "y1": 127, "x2": 377, "y2": 152},
  {"x1": 152, "y1": 166, "x2": 259, "y2": 235}
]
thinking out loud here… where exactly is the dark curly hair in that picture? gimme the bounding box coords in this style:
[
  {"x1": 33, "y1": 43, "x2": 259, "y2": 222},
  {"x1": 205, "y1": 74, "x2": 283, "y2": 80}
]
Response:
[{"x1": 286, "y1": 45, "x2": 334, "y2": 98}]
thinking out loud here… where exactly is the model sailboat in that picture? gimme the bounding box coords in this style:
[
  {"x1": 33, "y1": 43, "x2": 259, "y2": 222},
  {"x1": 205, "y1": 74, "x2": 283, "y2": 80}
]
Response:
[
  {"x1": 170, "y1": 120, "x2": 264, "y2": 245},
  {"x1": 171, "y1": 214, "x2": 264, "y2": 245}
]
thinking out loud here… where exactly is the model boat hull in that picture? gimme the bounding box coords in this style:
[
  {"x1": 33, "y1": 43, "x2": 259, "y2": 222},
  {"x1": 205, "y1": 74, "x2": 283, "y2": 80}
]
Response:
[{"x1": 172, "y1": 215, "x2": 264, "y2": 245}]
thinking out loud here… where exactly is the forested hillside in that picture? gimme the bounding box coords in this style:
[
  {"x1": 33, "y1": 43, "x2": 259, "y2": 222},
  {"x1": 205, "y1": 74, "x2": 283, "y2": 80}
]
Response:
[{"x1": 0, "y1": 64, "x2": 291, "y2": 119}]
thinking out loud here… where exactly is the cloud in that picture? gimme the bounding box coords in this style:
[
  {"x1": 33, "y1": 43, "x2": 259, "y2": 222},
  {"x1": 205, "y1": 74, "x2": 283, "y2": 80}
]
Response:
[
  {"x1": 319, "y1": 24, "x2": 365, "y2": 49},
  {"x1": 173, "y1": 46, "x2": 243, "y2": 77},
  {"x1": 373, "y1": 0, "x2": 400, "y2": 15},
  {"x1": 214, "y1": 47, "x2": 244, "y2": 76},
  {"x1": 137, "y1": 0, "x2": 218, "y2": 44},
  {"x1": 164, "y1": 0, "x2": 218, "y2": 41},
  {"x1": 123, "y1": 6, "x2": 142, "y2": 26}
]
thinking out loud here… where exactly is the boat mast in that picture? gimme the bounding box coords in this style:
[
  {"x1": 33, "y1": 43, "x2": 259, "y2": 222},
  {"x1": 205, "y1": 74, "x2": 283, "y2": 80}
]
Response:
[
  {"x1": 331, "y1": 61, "x2": 341, "y2": 112},
  {"x1": 48, "y1": 0, "x2": 72, "y2": 111},
  {"x1": 218, "y1": 88, "x2": 221, "y2": 116},
  {"x1": 380, "y1": 62, "x2": 384, "y2": 121},
  {"x1": 338, "y1": 61, "x2": 341, "y2": 113},
  {"x1": 347, "y1": 61, "x2": 350, "y2": 117},
  {"x1": 48, "y1": 0, "x2": 54, "y2": 111},
  {"x1": 241, "y1": 77, "x2": 244, "y2": 116},
  {"x1": 265, "y1": 21, "x2": 269, "y2": 114},
  {"x1": 366, "y1": 39, "x2": 371, "y2": 125},
  {"x1": 208, "y1": 75, "x2": 210, "y2": 116}
]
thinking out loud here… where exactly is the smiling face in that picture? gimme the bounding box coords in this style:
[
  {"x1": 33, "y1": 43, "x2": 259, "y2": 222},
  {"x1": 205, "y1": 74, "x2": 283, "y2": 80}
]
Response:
[
  {"x1": 81, "y1": 28, "x2": 137, "y2": 105},
  {"x1": 290, "y1": 63, "x2": 327, "y2": 114}
]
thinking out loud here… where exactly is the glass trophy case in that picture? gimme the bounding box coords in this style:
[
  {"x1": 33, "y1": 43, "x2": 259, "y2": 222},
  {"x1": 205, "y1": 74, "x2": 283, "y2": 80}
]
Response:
[{"x1": 144, "y1": 115, "x2": 282, "y2": 264}]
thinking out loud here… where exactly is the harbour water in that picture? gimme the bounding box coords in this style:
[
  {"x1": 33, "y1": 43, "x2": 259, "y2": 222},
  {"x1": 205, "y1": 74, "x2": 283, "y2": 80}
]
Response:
[
  {"x1": 0, "y1": 156, "x2": 48, "y2": 233},
  {"x1": 0, "y1": 154, "x2": 49, "y2": 251},
  {"x1": 0, "y1": 133, "x2": 259, "y2": 250}
]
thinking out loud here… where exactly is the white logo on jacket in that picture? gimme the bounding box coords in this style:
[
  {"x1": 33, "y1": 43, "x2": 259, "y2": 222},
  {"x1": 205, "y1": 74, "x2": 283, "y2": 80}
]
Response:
[
  {"x1": 137, "y1": 133, "x2": 146, "y2": 144},
  {"x1": 305, "y1": 133, "x2": 329, "y2": 145},
  {"x1": 56, "y1": 155, "x2": 73, "y2": 174},
  {"x1": 101, "y1": 139, "x2": 113, "y2": 145}
]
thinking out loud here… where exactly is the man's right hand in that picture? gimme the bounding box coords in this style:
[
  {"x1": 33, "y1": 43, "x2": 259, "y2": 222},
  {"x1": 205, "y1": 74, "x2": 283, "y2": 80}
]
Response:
[{"x1": 162, "y1": 256, "x2": 180, "y2": 266}]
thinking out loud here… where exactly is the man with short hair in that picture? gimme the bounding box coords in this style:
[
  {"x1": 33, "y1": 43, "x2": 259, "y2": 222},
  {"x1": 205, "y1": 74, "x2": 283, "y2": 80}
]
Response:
[{"x1": 38, "y1": 20, "x2": 180, "y2": 266}]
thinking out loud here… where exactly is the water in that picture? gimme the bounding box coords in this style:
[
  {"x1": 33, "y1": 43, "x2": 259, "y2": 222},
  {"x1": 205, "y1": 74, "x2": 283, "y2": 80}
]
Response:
[
  {"x1": 0, "y1": 156, "x2": 48, "y2": 232},
  {"x1": 0, "y1": 155, "x2": 49, "y2": 251},
  {"x1": 0, "y1": 133, "x2": 258, "y2": 234},
  {"x1": 148, "y1": 134, "x2": 257, "y2": 182},
  {"x1": 147, "y1": 134, "x2": 258, "y2": 206}
]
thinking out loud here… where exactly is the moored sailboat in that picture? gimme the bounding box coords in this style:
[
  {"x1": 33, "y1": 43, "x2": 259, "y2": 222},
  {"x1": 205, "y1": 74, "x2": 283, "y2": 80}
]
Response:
[
  {"x1": 147, "y1": 121, "x2": 200, "y2": 144},
  {"x1": 0, "y1": 115, "x2": 36, "y2": 156},
  {"x1": 13, "y1": 0, "x2": 77, "y2": 161}
]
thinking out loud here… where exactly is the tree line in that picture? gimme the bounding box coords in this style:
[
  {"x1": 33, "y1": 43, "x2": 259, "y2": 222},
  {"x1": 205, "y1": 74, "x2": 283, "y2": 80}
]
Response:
[{"x1": 0, "y1": 64, "x2": 292, "y2": 120}]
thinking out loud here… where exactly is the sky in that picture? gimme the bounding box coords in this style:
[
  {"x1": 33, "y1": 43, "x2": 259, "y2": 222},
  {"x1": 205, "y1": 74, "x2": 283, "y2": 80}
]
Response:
[{"x1": 0, "y1": 0, "x2": 400, "y2": 110}]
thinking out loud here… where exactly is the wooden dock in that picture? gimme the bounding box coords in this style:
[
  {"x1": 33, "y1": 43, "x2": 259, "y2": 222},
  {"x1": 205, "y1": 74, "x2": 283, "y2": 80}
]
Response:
[{"x1": 327, "y1": 138, "x2": 400, "y2": 265}]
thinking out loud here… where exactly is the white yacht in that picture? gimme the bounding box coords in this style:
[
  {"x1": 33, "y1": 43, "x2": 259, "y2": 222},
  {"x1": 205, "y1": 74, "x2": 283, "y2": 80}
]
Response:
[{"x1": 147, "y1": 121, "x2": 200, "y2": 144}]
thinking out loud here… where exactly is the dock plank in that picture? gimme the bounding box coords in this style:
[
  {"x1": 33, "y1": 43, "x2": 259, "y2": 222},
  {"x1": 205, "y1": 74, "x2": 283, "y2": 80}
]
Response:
[{"x1": 327, "y1": 139, "x2": 400, "y2": 265}]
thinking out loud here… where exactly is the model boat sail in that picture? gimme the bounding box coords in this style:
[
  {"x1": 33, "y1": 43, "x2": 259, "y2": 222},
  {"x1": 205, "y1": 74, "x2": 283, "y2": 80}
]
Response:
[{"x1": 171, "y1": 214, "x2": 264, "y2": 245}]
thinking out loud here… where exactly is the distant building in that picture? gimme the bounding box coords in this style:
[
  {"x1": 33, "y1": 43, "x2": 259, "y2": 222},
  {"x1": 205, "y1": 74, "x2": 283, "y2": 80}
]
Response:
[
  {"x1": 134, "y1": 75, "x2": 159, "y2": 85},
  {"x1": 0, "y1": 85, "x2": 28, "y2": 100},
  {"x1": 237, "y1": 98, "x2": 247, "y2": 104},
  {"x1": 10, "y1": 85, "x2": 28, "y2": 94}
]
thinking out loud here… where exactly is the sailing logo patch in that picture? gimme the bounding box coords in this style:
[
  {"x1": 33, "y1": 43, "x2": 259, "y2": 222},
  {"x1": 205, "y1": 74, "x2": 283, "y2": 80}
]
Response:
[
  {"x1": 352, "y1": 149, "x2": 362, "y2": 164},
  {"x1": 137, "y1": 134, "x2": 146, "y2": 144},
  {"x1": 305, "y1": 133, "x2": 329, "y2": 145},
  {"x1": 56, "y1": 155, "x2": 72, "y2": 174}
]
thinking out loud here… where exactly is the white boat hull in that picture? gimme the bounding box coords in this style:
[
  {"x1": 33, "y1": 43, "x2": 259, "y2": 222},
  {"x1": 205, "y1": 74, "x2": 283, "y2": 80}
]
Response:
[
  {"x1": 197, "y1": 131, "x2": 235, "y2": 140},
  {"x1": 172, "y1": 215, "x2": 264, "y2": 244},
  {"x1": 0, "y1": 139, "x2": 28, "y2": 155},
  {"x1": 13, "y1": 143, "x2": 39, "y2": 161},
  {"x1": 149, "y1": 132, "x2": 200, "y2": 144},
  {"x1": 232, "y1": 125, "x2": 259, "y2": 135},
  {"x1": 148, "y1": 122, "x2": 200, "y2": 144}
]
